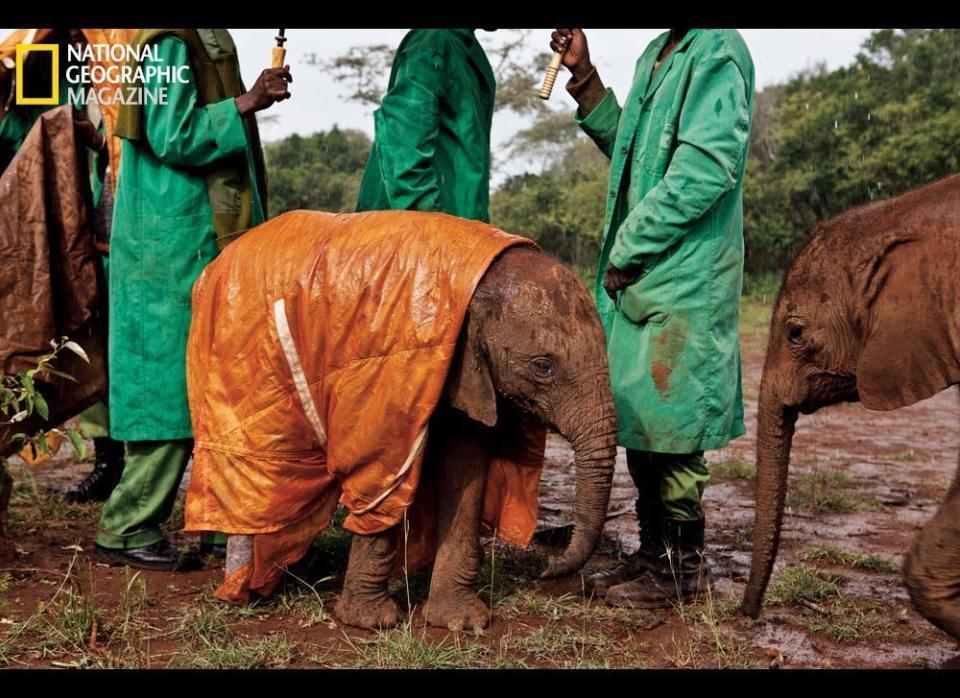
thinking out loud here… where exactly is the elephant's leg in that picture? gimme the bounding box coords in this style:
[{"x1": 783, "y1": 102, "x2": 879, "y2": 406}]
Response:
[
  {"x1": 334, "y1": 526, "x2": 401, "y2": 630},
  {"x1": 903, "y1": 454, "x2": 960, "y2": 641},
  {"x1": 422, "y1": 410, "x2": 491, "y2": 632}
]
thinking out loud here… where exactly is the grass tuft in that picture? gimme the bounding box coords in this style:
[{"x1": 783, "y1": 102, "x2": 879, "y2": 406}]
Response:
[
  {"x1": 800, "y1": 544, "x2": 899, "y2": 574},
  {"x1": 787, "y1": 468, "x2": 878, "y2": 513}
]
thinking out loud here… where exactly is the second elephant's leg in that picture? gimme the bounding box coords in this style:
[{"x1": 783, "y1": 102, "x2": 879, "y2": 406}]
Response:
[
  {"x1": 422, "y1": 410, "x2": 491, "y2": 631},
  {"x1": 903, "y1": 458, "x2": 960, "y2": 642},
  {"x1": 334, "y1": 527, "x2": 401, "y2": 630}
]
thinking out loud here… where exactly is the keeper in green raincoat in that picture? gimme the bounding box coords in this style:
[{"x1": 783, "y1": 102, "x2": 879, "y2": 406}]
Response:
[
  {"x1": 551, "y1": 28, "x2": 754, "y2": 608},
  {"x1": 355, "y1": 28, "x2": 495, "y2": 220},
  {"x1": 95, "y1": 29, "x2": 291, "y2": 571}
]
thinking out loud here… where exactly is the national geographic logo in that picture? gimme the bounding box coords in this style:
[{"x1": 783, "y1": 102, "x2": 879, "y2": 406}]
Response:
[{"x1": 15, "y1": 43, "x2": 59, "y2": 105}]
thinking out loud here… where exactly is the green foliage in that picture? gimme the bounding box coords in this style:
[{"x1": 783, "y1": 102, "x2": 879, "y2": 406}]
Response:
[
  {"x1": 490, "y1": 140, "x2": 608, "y2": 280},
  {"x1": 744, "y1": 29, "x2": 960, "y2": 275},
  {"x1": 263, "y1": 128, "x2": 372, "y2": 215}
]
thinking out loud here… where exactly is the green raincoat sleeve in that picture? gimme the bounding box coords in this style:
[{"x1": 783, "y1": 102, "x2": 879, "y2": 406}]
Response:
[
  {"x1": 371, "y1": 43, "x2": 447, "y2": 212},
  {"x1": 607, "y1": 57, "x2": 750, "y2": 271},
  {"x1": 140, "y1": 39, "x2": 248, "y2": 170}
]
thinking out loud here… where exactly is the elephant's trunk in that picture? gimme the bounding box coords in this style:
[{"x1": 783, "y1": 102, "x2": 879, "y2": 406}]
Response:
[
  {"x1": 541, "y1": 379, "x2": 618, "y2": 579},
  {"x1": 740, "y1": 378, "x2": 798, "y2": 618}
]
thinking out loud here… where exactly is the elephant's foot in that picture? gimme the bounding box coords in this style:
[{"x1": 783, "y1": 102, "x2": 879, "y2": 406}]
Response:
[
  {"x1": 334, "y1": 589, "x2": 401, "y2": 630},
  {"x1": 423, "y1": 589, "x2": 490, "y2": 631}
]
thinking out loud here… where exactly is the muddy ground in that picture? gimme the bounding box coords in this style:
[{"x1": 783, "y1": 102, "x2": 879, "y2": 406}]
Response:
[{"x1": 1, "y1": 300, "x2": 959, "y2": 669}]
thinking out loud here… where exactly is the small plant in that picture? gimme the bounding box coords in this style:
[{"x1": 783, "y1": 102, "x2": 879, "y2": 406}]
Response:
[{"x1": 1, "y1": 337, "x2": 90, "y2": 460}]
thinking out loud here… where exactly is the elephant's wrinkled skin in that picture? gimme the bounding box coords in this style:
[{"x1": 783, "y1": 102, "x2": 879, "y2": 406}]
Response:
[
  {"x1": 740, "y1": 173, "x2": 960, "y2": 641},
  {"x1": 334, "y1": 247, "x2": 618, "y2": 631}
]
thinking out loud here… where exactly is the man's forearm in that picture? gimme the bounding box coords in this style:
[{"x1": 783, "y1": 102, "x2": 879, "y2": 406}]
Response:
[{"x1": 566, "y1": 66, "x2": 607, "y2": 118}]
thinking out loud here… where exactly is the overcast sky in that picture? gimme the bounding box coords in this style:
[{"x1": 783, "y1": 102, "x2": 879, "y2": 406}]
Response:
[{"x1": 228, "y1": 28, "x2": 877, "y2": 149}]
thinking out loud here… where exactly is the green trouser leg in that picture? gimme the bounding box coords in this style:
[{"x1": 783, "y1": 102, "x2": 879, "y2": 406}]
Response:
[
  {"x1": 77, "y1": 402, "x2": 110, "y2": 439},
  {"x1": 96, "y1": 439, "x2": 192, "y2": 550},
  {"x1": 626, "y1": 450, "x2": 710, "y2": 520}
]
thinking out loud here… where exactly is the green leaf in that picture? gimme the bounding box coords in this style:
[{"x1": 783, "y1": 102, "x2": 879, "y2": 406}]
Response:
[
  {"x1": 37, "y1": 368, "x2": 78, "y2": 383},
  {"x1": 65, "y1": 428, "x2": 86, "y2": 461},
  {"x1": 62, "y1": 341, "x2": 90, "y2": 363},
  {"x1": 33, "y1": 432, "x2": 50, "y2": 455},
  {"x1": 33, "y1": 393, "x2": 49, "y2": 421},
  {"x1": 20, "y1": 374, "x2": 34, "y2": 393}
]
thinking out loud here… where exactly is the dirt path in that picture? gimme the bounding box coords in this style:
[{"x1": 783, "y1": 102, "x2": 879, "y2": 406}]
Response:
[{"x1": 1, "y1": 301, "x2": 959, "y2": 668}]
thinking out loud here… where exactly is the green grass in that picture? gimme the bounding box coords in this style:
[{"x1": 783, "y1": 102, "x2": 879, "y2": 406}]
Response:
[
  {"x1": 508, "y1": 622, "x2": 632, "y2": 669},
  {"x1": 337, "y1": 619, "x2": 498, "y2": 669},
  {"x1": 711, "y1": 458, "x2": 756, "y2": 481},
  {"x1": 173, "y1": 602, "x2": 297, "y2": 668},
  {"x1": 800, "y1": 544, "x2": 899, "y2": 574},
  {"x1": 797, "y1": 599, "x2": 897, "y2": 644},
  {"x1": 180, "y1": 633, "x2": 298, "y2": 669},
  {"x1": 767, "y1": 563, "x2": 844, "y2": 605},
  {"x1": 786, "y1": 468, "x2": 879, "y2": 513}
]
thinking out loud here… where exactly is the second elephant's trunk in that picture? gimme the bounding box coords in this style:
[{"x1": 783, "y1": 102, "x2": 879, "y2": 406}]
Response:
[{"x1": 740, "y1": 381, "x2": 798, "y2": 617}]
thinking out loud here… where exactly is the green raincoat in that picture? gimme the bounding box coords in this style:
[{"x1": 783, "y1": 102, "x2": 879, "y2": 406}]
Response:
[
  {"x1": 577, "y1": 29, "x2": 755, "y2": 453},
  {"x1": 355, "y1": 29, "x2": 495, "y2": 221},
  {"x1": 108, "y1": 32, "x2": 265, "y2": 441}
]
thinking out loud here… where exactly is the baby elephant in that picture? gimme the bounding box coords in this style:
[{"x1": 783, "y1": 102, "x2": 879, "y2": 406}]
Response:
[
  {"x1": 740, "y1": 173, "x2": 960, "y2": 641},
  {"x1": 185, "y1": 210, "x2": 619, "y2": 632}
]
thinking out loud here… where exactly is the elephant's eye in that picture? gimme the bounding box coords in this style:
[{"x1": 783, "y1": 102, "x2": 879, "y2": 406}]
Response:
[
  {"x1": 787, "y1": 324, "x2": 805, "y2": 345},
  {"x1": 532, "y1": 357, "x2": 555, "y2": 379}
]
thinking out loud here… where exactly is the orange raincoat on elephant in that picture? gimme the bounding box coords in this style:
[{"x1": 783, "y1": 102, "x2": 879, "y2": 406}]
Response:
[{"x1": 184, "y1": 210, "x2": 547, "y2": 602}]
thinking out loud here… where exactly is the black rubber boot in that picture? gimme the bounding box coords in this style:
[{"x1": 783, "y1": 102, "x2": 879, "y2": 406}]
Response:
[
  {"x1": 65, "y1": 437, "x2": 125, "y2": 503},
  {"x1": 95, "y1": 539, "x2": 202, "y2": 572},
  {"x1": 604, "y1": 515, "x2": 713, "y2": 609},
  {"x1": 587, "y1": 497, "x2": 667, "y2": 597}
]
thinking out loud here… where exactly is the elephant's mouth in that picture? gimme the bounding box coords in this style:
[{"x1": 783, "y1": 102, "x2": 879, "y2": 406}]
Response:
[{"x1": 799, "y1": 371, "x2": 858, "y2": 413}]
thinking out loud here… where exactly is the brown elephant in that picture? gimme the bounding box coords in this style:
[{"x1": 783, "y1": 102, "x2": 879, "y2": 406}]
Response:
[
  {"x1": 740, "y1": 173, "x2": 960, "y2": 640},
  {"x1": 184, "y1": 211, "x2": 619, "y2": 632}
]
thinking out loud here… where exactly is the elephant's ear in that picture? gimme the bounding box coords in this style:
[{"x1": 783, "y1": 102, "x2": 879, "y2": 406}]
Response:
[
  {"x1": 447, "y1": 310, "x2": 498, "y2": 427},
  {"x1": 855, "y1": 230, "x2": 960, "y2": 411}
]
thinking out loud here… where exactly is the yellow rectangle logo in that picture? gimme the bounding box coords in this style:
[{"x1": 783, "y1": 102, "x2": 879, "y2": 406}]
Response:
[{"x1": 16, "y1": 44, "x2": 59, "y2": 105}]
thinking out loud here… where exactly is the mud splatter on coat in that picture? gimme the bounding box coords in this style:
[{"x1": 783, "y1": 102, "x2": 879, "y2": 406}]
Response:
[{"x1": 576, "y1": 29, "x2": 755, "y2": 452}]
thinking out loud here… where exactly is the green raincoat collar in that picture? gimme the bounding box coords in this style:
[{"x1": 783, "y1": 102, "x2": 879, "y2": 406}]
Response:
[
  {"x1": 642, "y1": 28, "x2": 702, "y2": 101},
  {"x1": 451, "y1": 29, "x2": 495, "y2": 93}
]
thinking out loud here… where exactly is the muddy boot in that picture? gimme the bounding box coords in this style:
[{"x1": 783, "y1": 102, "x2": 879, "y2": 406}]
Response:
[
  {"x1": 604, "y1": 515, "x2": 713, "y2": 609},
  {"x1": 586, "y1": 498, "x2": 666, "y2": 598},
  {"x1": 66, "y1": 437, "x2": 125, "y2": 503}
]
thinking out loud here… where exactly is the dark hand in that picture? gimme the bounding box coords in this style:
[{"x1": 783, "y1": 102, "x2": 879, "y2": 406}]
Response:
[
  {"x1": 73, "y1": 109, "x2": 106, "y2": 153},
  {"x1": 603, "y1": 263, "x2": 642, "y2": 301},
  {"x1": 235, "y1": 66, "x2": 292, "y2": 116},
  {"x1": 550, "y1": 28, "x2": 592, "y2": 81}
]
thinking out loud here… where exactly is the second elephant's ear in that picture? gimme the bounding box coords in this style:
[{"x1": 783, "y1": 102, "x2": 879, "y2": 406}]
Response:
[
  {"x1": 447, "y1": 310, "x2": 498, "y2": 427},
  {"x1": 855, "y1": 229, "x2": 960, "y2": 410}
]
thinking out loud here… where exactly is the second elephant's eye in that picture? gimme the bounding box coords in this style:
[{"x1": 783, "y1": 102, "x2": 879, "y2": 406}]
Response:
[{"x1": 532, "y1": 358, "x2": 555, "y2": 379}]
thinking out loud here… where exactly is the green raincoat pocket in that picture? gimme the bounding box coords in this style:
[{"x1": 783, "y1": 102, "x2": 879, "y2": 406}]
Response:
[{"x1": 617, "y1": 246, "x2": 678, "y2": 326}]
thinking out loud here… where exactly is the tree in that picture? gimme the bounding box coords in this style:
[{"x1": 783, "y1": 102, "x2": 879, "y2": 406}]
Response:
[{"x1": 264, "y1": 127, "x2": 372, "y2": 214}]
